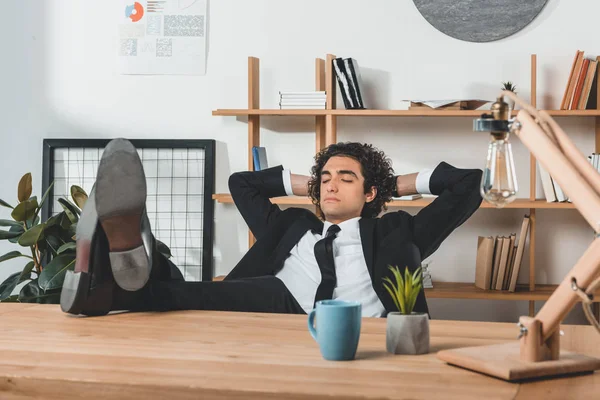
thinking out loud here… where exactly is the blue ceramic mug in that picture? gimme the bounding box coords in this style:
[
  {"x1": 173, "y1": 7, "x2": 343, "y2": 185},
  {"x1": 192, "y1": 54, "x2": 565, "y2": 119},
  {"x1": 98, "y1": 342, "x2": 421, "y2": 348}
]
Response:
[{"x1": 307, "y1": 300, "x2": 362, "y2": 361}]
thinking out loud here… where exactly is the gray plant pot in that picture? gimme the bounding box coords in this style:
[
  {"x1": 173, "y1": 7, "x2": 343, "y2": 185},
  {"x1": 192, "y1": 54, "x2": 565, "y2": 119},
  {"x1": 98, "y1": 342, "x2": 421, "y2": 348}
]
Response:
[{"x1": 386, "y1": 312, "x2": 430, "y2": 355}]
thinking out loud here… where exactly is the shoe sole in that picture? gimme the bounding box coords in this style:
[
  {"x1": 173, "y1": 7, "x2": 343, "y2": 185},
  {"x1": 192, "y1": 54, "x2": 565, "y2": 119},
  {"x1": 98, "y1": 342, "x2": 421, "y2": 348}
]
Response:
[
  {"x1": 96, "y1": 139, "x2": 150, "y2": 291},
  {"x1": 61, "y1": 190, "x2": 112, "y2": 316}
]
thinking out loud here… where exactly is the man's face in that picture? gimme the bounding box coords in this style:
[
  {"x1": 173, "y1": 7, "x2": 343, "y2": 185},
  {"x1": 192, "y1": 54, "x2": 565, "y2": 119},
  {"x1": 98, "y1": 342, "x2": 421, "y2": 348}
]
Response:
[{"x1": 319, "y1": 156, "x2": 376, "y2": 224}]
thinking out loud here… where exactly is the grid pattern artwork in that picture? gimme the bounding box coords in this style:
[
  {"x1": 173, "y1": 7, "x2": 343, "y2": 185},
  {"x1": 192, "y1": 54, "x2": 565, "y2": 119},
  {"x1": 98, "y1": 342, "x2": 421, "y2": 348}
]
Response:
[{"x1": 42, "y1": 139, "x2": 215, "y2": 282}]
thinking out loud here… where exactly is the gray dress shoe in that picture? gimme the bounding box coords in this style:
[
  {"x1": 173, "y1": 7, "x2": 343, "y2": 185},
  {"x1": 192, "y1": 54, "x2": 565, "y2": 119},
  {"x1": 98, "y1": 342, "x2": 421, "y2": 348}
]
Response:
[{"x1": 95, "y1": 138, "x2": 153, "y2": 291}]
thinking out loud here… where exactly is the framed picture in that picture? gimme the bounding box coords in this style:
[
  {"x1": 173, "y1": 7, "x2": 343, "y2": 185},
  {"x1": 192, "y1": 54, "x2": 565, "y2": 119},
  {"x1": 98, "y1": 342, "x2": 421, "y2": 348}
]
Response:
[{"x1": 41, "y1": 139, "x2": 215, "y2": 281}]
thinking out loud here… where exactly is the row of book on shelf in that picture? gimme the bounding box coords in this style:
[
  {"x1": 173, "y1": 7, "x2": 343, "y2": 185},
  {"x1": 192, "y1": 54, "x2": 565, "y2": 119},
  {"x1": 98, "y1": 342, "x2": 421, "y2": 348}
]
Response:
[
  {"x1": 278, "y1": 56, "x2": 366, "y2": 110},
  {"x1": 561, "y1": 50, "x2": 598, "y2": 110},
  {"x1": 538, "y1": 152, "x2": 600, "y2": 202},
  {"x1": 474, "y1": 215, "x2": 530, "y2": 292}
]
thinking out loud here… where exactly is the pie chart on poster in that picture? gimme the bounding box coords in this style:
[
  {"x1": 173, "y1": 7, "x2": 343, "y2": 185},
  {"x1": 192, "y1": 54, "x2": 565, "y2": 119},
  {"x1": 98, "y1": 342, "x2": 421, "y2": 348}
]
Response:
[
  {"x1": 125, "y1": 2, "x2": 144, "y2": 23},
  {"x1": 412, "y1": 0, "x2": 548, "y2": 42}
]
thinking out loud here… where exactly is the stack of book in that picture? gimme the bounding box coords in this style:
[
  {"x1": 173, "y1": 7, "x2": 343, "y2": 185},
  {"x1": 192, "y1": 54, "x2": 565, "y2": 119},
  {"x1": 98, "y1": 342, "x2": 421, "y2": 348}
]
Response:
[
  {"x1": 333, "y1": 57, "x2": 366, "y2": 109},
  {"x1": 538, "y1": 151, "x2": 600, "y2": 202},
  {"x1": 278, "y1": 91, "x2": 326, "y2": 109},
  {"x1": 560, "y1": 50, "x2": 598, "y2": 110},
  {"x1": 538, "y1": 163, "x2": 570, "y2": 203},
  {"x1": 474, "y1": 215, "x2": 531, "y2": 292}
]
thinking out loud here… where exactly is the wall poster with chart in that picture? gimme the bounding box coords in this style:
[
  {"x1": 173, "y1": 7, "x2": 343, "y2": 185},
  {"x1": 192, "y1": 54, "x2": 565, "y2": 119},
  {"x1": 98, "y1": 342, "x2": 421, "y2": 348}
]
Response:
[
  {"x1": 118, "y1": 0, "x2": 208, "y2": 75},
  {"x1": 41, "y1": 139, "x2": 215, "y2": 282}
]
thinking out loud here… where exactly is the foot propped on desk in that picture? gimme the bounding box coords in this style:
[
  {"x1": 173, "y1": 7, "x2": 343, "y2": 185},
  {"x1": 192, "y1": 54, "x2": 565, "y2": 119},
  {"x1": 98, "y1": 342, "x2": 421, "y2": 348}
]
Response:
[{"x1": 437, "y1": 342, "x2": 600, "y2": 381}]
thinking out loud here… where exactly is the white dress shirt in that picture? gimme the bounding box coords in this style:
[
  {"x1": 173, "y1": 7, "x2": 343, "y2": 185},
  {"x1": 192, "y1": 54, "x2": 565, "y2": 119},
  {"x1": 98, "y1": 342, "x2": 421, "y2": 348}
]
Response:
[{"x1": 275, "y1": 168, "x2": 434, "y2": 317}]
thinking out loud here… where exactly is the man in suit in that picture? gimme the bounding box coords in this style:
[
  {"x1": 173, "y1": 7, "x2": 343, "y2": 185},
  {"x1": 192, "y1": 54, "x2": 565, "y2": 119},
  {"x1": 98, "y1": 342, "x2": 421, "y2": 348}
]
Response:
[{"x1": 61, "y1": 139, "x2": 482, "y2": 317}]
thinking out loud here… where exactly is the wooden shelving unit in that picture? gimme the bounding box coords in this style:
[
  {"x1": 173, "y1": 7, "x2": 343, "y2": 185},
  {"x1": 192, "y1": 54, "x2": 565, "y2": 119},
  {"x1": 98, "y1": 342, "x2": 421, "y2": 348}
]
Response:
[
  {"x1": 212, "y1": 53, "x2": 600, "y2": 318},
  {"x1": 212, "y1": 109, "x2": 600, "y2": 117},
  {"x1": 213, "y1": 194, "x2": 577, "y2": 209}
]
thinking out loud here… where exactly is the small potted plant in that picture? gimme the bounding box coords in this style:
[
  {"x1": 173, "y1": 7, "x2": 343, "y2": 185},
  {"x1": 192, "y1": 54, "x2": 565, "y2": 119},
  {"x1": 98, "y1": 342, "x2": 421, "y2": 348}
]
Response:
[
  {"x1": 501, "y1": 81, "x2": 517, "y2": 109},
  {"x1": 383, "y1": 265, "x2": 429, "y2": 355}
]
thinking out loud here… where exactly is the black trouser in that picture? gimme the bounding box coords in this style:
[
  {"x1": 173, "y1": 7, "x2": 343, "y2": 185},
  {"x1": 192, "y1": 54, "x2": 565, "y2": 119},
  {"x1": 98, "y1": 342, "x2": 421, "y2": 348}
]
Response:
[{"x1": 112, "y1": 258, "x2": 305, "y2": 315}]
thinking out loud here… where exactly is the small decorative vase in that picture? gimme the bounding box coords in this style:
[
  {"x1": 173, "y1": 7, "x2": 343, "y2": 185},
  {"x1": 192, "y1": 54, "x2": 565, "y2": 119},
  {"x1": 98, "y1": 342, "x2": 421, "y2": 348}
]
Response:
[{"x1": 386, "y1": 312, "x2": 430, "y2": 355}]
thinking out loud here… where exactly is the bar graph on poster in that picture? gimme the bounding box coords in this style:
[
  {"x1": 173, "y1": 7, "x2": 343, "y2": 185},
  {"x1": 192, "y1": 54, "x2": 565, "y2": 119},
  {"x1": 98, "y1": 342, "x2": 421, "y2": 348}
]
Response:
[{"x1": 118, "y1": 0, "x2": 207, "y2": 75}]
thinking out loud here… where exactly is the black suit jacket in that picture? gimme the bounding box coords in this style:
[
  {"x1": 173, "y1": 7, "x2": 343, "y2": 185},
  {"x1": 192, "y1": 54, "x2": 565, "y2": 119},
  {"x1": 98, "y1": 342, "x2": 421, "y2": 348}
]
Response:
[{"x1": 224, "y1": 162, "x2": 483, "y2": 316}]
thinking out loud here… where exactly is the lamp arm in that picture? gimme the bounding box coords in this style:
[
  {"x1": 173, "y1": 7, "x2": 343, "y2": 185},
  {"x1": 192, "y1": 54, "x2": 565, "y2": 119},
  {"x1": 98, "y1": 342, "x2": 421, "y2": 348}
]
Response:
[{"x1": 498, "y1": 91, "x2": 600, "y2": 340}]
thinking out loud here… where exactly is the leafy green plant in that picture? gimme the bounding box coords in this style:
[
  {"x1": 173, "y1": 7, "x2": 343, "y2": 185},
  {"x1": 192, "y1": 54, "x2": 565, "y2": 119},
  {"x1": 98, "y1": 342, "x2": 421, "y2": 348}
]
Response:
[
  {"x1": 382, "y1": 265, "x2": 423, "y2": 315},
  {"x1": 0, "y1": 173, "x2": 172, "y2": 304},
  {"x1": 501, "y1": 81, "x2": 517, "y2": 94}
]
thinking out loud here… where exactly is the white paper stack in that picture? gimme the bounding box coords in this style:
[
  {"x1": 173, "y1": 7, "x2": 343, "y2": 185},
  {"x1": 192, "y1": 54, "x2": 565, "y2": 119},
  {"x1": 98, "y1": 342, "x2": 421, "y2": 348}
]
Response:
[{"x1": 279, "y1": 91, "x2": 326, "y2": 109}]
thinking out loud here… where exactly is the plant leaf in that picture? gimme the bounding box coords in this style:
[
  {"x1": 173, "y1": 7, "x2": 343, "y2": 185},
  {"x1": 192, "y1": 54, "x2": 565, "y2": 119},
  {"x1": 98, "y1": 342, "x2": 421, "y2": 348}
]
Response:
[
  {"x1": 38, "y1": 254, "x2": 75, "y2": 291},
  {"x1": 0, "y1": 219, "x2": 20, "y2": 227},
  {"x1": 404, "y1": 267, "x2": 411, "y2": 303},
  {"x1": 0, "y1": 229, "x2": 22, "y2": 240},
  {"x1": 156, "y1": 239, "x2": 172, "y2": 259},
  {"x1": 0, "y1": 198, "x2": 14, "y2": 209},
  {"x1": 19, "y1": 261, "x2": 35, "y2": 282},
  {"x1": 56, "y1": 242, "x2": 76, "y2": 254},
  {"x1": 45, "y1": 211, "x2": 65, "y2": 227},
  {"x1": 18, "y1": 279, "x2": 61, "y2": 304},
  {"x1": 17, "y1": 173, "x2": 33, "y2": 203},
  {"x1": 7, "y1": 224, "x2": 24, "y2": 243},
  {"x1": 0, "y1": 251, "x2": 25, "y2": 263},
  {"x1": 11, "y1": 198, "x2": 38, "y2": 222},
  {"x1": 0, "y1": 272, "x2": 21, "y2": 300},
  {"x1": 70, "y1": 185, "x2": 88, "y2": 209},
  {"x1": 57, "y1": 198, "x2": 80, "y2": 223},
  {"x1": 2, "y1": 294, "x2": 19, "y2": 302},
  {"x1": 31, "y1": 181, "x2": 55, "y2": 225},
  {"x1": 383, "y1": 280, "x2": 400, "y2": 312},
  {"x1": 17, "y1": 223, "x2": 45, "y2": 247}
]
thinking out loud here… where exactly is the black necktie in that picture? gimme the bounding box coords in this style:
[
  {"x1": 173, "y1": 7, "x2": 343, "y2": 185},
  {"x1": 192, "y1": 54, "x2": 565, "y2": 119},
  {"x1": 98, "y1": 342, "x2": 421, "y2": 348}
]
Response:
[{"x1": 314, "y1": 224, "x2": 341, "y2": 306}]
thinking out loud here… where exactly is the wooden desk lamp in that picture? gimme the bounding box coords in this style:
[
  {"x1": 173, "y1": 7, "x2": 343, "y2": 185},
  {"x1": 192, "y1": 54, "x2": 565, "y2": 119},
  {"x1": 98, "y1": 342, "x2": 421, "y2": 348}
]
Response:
[{"x1": 437, "y1": 91, "x2": 600, "y2": 381}]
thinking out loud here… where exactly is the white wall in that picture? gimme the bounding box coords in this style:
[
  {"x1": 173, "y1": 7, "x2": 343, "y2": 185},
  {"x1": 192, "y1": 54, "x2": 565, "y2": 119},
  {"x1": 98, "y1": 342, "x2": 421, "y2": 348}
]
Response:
[{"x1": 0, "y1": 0, "x2": 596, "y2": 324}]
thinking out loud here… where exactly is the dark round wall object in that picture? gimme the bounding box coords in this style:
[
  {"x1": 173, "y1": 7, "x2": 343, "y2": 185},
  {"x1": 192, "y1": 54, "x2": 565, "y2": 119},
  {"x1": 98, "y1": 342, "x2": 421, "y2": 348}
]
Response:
[{"x1": 412, "y1": 0, "x2": 548, "y2": 43}]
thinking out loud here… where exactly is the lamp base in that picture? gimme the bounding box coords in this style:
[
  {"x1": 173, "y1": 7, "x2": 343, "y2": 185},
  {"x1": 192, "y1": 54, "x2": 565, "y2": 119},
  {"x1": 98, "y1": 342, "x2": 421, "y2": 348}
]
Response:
[{"x1": 437, "y1": 342, "x2": 600, "y2": 381}]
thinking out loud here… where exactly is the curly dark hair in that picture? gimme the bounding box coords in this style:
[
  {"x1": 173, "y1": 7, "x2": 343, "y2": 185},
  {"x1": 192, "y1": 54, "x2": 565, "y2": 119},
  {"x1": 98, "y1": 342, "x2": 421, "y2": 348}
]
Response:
[{"x1": 307, "y1": 142, "x2": 396, "y2": 219}]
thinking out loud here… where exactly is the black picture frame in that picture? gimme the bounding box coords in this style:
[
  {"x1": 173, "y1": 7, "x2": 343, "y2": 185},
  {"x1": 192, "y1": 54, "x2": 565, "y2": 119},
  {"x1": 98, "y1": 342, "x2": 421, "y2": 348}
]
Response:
[{"x1": 41, "y1": 138, "x2": 215, "y2": 281}]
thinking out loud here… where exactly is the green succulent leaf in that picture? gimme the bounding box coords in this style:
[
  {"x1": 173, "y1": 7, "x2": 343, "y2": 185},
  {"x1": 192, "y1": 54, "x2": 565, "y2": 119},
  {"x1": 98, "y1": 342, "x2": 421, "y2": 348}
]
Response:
[
  {"x1": 0, "y1": 198, "x2": 14, "y2": 209},
  {"x1": 38, "y1": 254, "x2": 75, "y2": 291},
  {"x1": 11, "y1": 198, "x2": 38, "y2": 222},
  {"x1": 383, "y1": 265, "x2": 424, "y2": 315},
  {"x1": 0, "y1": 272, "x2": 21, "y2": 300},
  {"x1": 17, "y1": 173, "x2": 33, "y2": 203},
  {"x1": 383, "y1": 279, "x2": 400, "y2": 312},
  {"x1": 17, "y1": 223, "x2": 45, "y2": 247}
]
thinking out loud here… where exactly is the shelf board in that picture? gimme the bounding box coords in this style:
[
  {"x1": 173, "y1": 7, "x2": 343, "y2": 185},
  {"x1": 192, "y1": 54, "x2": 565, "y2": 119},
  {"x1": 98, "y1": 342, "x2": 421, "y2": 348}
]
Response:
[
  {"x1": 212, "y1": 194, "x2": 575, "y2": 209},
  {"x1": 425, "y1": 282, "x2": 600, "y2": 302},
  {"x1": 212, "y1": 109, "x2": 600, "y2": 117}
]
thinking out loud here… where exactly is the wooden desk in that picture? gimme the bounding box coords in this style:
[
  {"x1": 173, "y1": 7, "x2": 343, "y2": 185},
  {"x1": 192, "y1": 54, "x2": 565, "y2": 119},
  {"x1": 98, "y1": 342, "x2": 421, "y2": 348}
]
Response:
[{"x1": 0, "y1": 304, "x2": 598, "y2": 399}]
